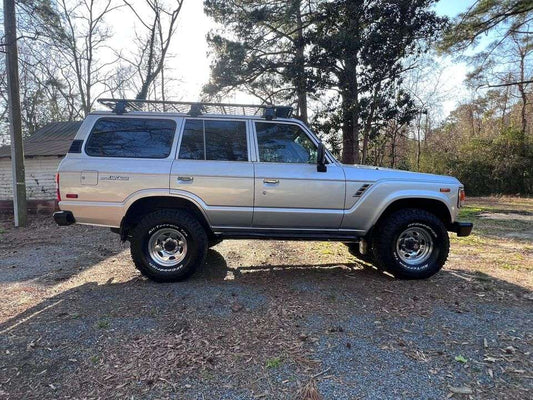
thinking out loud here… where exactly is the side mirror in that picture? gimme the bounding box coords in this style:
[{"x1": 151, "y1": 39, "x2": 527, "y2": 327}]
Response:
[{"x1": 317, "y1": 142, "x2": 327, "y2": 172}]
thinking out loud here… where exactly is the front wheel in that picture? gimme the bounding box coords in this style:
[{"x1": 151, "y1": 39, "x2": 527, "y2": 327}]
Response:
[
  {"x1": 130, "y1": 209, "x2": 208, "y2": 282},
  {"x1": 372, "y1": 209, "x2": 449, "y2": 279}
]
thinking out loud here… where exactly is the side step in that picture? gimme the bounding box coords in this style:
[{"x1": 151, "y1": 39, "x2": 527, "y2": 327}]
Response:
[{"x1": 217, "y1": 230, "x2": 360, "y2": 242}]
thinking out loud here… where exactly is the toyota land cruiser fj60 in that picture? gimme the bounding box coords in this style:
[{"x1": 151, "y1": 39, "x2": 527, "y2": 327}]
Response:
[{"x1": 53, "y1": 99, "x2": 473, "y2": 282}]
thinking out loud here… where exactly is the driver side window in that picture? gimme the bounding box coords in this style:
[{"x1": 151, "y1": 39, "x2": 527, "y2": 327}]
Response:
[{"x1": 255, "y1": 122, "x2": 317, "y2": 164}]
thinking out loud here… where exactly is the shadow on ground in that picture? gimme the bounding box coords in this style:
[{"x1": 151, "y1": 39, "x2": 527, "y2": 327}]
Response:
[
  {"x1": 1, "y1": 207, "x2": 532, "y2": 399},
  {"x1": 1, "y1": 248, "x2": 532, "y2": 399}
]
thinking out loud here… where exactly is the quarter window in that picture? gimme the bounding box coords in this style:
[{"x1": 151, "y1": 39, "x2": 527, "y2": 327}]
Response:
[
  {"x1": 85, "y1": 118, "x2": 176, "y2": 158},
  {"x1": 255, "y1": 122, "x2": 317, "y2": 164},
  {"x1": 179, "y1": 119, "x2": 248, "y2": 161}
]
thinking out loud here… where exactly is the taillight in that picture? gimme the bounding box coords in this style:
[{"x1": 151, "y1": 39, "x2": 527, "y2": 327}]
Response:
[
  {"x1": 458, "y1": 188, "x2": 466, "y2": 208},
  {"x1": 56, "y1": 173, "x2": 61, "y2": 202}
]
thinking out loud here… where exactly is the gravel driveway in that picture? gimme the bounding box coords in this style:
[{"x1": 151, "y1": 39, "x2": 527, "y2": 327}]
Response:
[{"x1": 1, "y1": 197, "x2": 532, "y2": 399}]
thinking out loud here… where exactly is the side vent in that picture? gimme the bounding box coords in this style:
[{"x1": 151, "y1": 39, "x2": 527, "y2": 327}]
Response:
[{"x1": 353, "y1": 183, "x2": 372, "y2": 198}]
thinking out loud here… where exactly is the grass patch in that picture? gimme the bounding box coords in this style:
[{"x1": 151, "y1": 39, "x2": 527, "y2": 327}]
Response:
[
  {"x1": 95, "y1": 319, "x2": 110, "y2": 329},
  {"x1": 454, "y1": 355, "x2": 468, "y2": 363},
  {"x1": 459, "y1": 206, "x2": 484, "y2": 219},
  {"x1": 317, "y1": 242, "x2": 335, "y2": 255},
  {"x1": 457, "y1": 201, "x2": 532, "y2": 240},
  {"x1": 266, "y1": 357, "x2": 282, "y2": 369},
  {"x1": 451, "y1": 234, "x2": 485, "y2": 246},
  {"x1": 498, "y1": 261, "x2": 522, "y2": 271}
]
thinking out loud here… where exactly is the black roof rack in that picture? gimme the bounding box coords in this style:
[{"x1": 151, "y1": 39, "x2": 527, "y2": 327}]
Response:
[{"x1": 97, "y1": 98, "x2": 293, "y2": 120}]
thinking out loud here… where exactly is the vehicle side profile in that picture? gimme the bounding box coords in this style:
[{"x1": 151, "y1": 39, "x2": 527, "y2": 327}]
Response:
[{"x1": 54, "y1": 99, "x2": 473, "y2": 282}]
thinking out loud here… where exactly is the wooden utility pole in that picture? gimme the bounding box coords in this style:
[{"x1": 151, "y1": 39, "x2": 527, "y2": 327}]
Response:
[{"x1": 3, "y1": 0, "x2": 27, "y2": 227}]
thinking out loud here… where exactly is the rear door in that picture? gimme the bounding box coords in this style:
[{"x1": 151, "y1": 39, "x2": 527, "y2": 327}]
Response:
[
  {"x1": 170, "y1": 118, "x2": 254, "y2": 228},
  {"x1": 252, "y1": 121, "x2": 346, "y2": 228}
]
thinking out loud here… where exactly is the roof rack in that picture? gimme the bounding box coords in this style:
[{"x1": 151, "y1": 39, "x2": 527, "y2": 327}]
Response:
[{"x1": 97, "y1": 98, "x2": 293, "y2": 120}]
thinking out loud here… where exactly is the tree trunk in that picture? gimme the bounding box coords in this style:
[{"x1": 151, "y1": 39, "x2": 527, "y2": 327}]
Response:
[
  {"x1": 340, "y1": 0, "x2": 361, "y2": 164},
  {"x1": 136, "y1": 15, "x2": 159, "y2": 100},
  {"x1": 294, "y1": 2, "x2": 308, "y2": 124},
  {"x1": 361, "y1": 84, "x2": 380, "y2": 164},
  {"x1": 390, "y1": 127, "x2": 398, "y2": 168},
  {"x1": 415, "y1": 113, "x2": 422, "y2": 171},
  {"x1": 341, "y1": 103, "x2": 356, "y2": 164},
  {"x1": 516, "y1": 41, "x2": 528, "y2": 194},
  {"x1": 518, "y1": 50, "x2": 528, "y2": 141}
]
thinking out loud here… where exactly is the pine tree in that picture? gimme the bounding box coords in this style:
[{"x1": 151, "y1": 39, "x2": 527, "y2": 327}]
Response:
[
  {"x1": 203, "y1": 0, "x2": 316, "y2": 123},
  {"x1": 311, "y1": 0, "x2": 445, "y2": 163}
]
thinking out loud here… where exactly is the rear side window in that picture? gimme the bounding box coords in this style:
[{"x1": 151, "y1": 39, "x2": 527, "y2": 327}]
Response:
[
  {"x1": 85, "y1": 118, "x2": 176, "y2": 158},
  {"x1": 179, "y1": 119, "x2": 248, "y2": 161}
]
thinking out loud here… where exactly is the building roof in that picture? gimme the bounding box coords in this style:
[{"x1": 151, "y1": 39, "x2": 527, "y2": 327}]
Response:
[{"x1": 0, "y1": 121, "x2": 82, "y2": 158}]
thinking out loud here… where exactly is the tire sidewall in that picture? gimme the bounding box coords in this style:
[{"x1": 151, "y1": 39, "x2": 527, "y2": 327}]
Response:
[
  {"x1": 373, "y1": 209, "x2": 449, "y2": 279},
  {"x1": 131, "y1": 210, "x2": 207, "y2": 282}
]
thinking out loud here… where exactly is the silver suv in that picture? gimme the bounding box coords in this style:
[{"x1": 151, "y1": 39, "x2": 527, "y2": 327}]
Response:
[{"x1": 53, "y1": 99, "x2": 472, "y2": 282}]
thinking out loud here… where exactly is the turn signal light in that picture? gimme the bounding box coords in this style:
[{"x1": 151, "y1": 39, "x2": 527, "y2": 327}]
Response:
[{"x1": 458, "y1": 188, "x2": 466, "y2": 207}]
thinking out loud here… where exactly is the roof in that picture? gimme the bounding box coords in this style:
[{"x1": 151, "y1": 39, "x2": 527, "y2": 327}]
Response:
[{"x1": 0, "y1": 121, "x2": 82, "y2": 158}]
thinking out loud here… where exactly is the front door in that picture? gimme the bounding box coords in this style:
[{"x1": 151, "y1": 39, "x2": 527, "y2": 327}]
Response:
[{"x1": 252, "y1": 121, "x2": 345, "y2": 229}]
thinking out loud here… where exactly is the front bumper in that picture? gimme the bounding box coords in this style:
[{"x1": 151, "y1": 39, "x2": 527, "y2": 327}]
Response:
[
  {"x1": 53, "y1": 211, "x2": 75, "y2": 226},
  {"x1": 449, "y1": 222, "x2": 473, "y2": 237}
]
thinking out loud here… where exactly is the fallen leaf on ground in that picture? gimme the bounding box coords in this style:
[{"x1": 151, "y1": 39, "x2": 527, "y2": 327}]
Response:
[{"x1": 449, "y1": 386, "x2": 473, "y2": 394}]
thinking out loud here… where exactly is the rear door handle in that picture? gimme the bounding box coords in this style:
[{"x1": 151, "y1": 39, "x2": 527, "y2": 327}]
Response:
[
  {"x1": 177, "y1": 176, "x2": 194, "y2": 183},
  {"x1": 263, "y1": 178, "x2": 279, "y2": 185}
]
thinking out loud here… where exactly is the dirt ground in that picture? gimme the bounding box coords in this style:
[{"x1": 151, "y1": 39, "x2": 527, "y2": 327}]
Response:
[{"x1": 0, "y1": 197, "x2": 532, "y2": 399}]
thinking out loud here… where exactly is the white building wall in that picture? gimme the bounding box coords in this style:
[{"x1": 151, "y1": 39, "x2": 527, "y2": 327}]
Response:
[{"x1": 0, "y1": 157, "x2": 61, "y2": 200}]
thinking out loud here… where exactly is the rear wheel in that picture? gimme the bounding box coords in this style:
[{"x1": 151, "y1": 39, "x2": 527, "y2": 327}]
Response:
[
  {"x1": 130, "y1": 209, "x2": 207, "y2": 282},
  {"x1": 372, "y1": 209, "x2": 449, "y2": 279}
]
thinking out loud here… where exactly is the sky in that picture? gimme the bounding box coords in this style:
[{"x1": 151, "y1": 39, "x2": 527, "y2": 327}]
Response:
[
  {"x1": 435, "y1": 0, "x2": 474, "y2": 17},
  {"x1": 110, "y1": 0, "x2": 477, "y2": 116}
]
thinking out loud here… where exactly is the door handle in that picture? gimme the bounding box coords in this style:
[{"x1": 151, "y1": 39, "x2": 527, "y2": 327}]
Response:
[
  {"x1": 263, "y1": 178, "x2": 279, "y2": 185},
  {"x1": 177, "y1": 176, "x2": 194, "y2": 182}
]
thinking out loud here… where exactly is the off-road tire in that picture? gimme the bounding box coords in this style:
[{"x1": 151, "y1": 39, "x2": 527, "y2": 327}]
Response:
[
  {"x1": 371, "y1": 209, "x2": 449, "y2": 279},
  {"x1": 346, "y1": 242, "x2": 374, "y2": 264},
  {"x1": 130, "y1": 209, "x2": 207, "y2": 282},
  {"x1": 208, "y1": 237, "x2": 223, "y2": 248}
]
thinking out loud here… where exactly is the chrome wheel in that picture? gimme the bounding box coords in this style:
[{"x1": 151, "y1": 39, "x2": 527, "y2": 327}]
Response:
[
  {"x1": 148, "y1": 228, "x2": 187, "y2": 267},
  {"x1": 395, "y1": 227, "x2": 434, "y2": 266}
]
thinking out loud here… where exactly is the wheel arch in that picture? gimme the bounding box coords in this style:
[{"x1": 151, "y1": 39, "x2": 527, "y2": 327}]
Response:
[
  {"x1": 373, "y1": 197, "x2": 452, "y2": 232},
  {"x1": 121, "y1": 195, "x2": 213, "y2": 240}
]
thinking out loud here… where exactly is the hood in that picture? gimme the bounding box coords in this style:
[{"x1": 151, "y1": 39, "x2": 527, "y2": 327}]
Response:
[{"x1": 341, "y1": 164, "x2": 460, "y2": 185}]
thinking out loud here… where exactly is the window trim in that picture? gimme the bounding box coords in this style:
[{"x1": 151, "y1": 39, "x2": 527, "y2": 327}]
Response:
[
  {"x1": 176, "y1": 117, "x2": 251, "y2": 162},
  {"x1": 84, "y1": 116, "x2": 178, "y2": 159},
  {"x1": 253, "y1": 120, "x2": 321, "y2": 165}
]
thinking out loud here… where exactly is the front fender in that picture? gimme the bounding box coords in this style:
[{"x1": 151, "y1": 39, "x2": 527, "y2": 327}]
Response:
[{"x1": 341, "y1": 181, "x2": 457, "y2": 232}]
